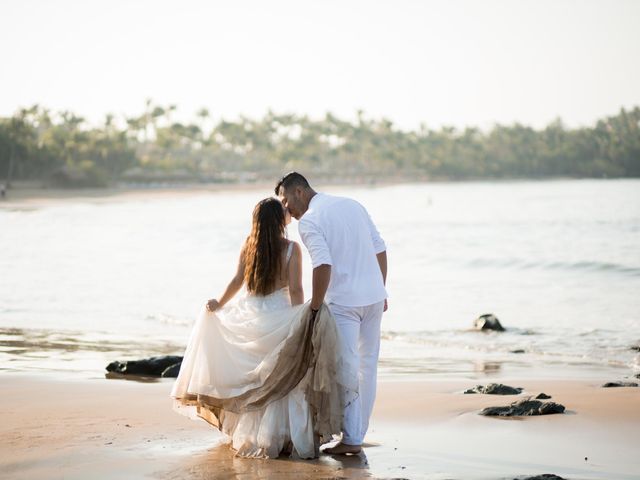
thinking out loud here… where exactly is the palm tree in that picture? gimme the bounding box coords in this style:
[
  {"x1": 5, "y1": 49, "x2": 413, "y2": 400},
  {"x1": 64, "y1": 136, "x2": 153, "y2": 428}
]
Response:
[{"x1": 196, "y1": 107, "x2": 210, "y2": 145}]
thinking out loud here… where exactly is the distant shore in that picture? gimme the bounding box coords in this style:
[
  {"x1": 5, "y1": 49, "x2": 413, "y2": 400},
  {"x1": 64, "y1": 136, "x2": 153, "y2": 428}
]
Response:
[
  {"x1": 0, "y1": 182, "x2": 275, "y2": 208},
  {"x1": 1, "y1": 373, "x2": 638, "y2": 479},
  {"x1": 1, "y1": 177, "x2": 633, "y2": 210},
  {"x1": 0, "y1": 178, "x2": 408, "y2": 209}
]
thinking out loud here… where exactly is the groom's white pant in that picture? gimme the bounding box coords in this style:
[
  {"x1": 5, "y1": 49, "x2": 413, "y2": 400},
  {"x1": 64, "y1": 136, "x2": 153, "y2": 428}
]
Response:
[{"x1": 329, "y1": 300, "x2": 384, "y2": 446}]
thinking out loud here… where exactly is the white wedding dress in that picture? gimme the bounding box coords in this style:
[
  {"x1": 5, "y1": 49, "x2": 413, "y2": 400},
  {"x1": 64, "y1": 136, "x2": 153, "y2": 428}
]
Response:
[{"x1": 171, "y1": 247, "x2": 358, "y2": 459}]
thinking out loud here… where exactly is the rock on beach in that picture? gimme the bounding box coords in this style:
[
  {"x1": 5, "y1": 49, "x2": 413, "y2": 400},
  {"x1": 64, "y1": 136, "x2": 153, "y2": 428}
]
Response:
[
  {"x1": 480, "y1": 399, "x2": 565, "y2": 417},
  {"x1": 464, "y1": 383, "x2": 523, "y2": 395},
  {"x1": 516, "y1": 475, "x2": 567, "y2": 480},
  {"x1": 106, "y1": 355, "x2": 183, "y2": 377},
  {"x1": 473, "y1": 313, "x2": 505, "y2": 332},
  {"x1": 601, "y1": 381, "x2": 638, "y2": 388}
]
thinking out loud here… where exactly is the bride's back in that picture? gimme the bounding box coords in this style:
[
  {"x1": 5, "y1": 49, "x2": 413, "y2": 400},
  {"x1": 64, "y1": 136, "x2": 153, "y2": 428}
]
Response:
[{"x1": 270, "y1": 240, "x2": 294, "y2": 293}]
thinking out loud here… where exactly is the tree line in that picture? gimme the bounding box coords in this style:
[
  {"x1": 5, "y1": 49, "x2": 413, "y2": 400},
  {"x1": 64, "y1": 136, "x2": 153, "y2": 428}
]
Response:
[{"x1": 1, "y1": 100, "x2": 639, "y2": 188}]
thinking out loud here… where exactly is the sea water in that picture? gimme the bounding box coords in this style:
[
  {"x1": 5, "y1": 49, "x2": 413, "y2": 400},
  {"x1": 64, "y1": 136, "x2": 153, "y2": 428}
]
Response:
[{"x1": 1, "y1": 179, "x2": 639, "y2": 379}]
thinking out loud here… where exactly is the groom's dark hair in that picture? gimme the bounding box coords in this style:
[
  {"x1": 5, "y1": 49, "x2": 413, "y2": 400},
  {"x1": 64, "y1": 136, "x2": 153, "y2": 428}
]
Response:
[{"x1": 274, "y1": 171, "x2": 311, "y2": 195}]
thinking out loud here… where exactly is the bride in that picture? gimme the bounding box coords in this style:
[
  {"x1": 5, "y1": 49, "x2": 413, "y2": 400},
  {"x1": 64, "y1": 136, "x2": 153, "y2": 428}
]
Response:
[{"x1": 171, "y1": 197, "x2": 357, "y2": 459}]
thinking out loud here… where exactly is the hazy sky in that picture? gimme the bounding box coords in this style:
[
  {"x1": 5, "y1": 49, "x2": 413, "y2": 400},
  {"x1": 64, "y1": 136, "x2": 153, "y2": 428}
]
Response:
[{"x1": 2, "y1": 0, "x2": 639, "y2": 131}]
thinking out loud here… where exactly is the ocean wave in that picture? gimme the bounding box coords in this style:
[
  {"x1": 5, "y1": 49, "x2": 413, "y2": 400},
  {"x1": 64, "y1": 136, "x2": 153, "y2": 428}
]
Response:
[
  {"x1": 144, "y1": 313, "x2": 193, "y2": 327},
  {"x1": 381, "y1": 327, "x2": 538, "y2": 341},
  {"x1": 0, "y1": 327, "x2": 184, "y2": 356},
  {"x1": 379, "y1": 327, "x2": 640, "y2": 370},
  {"x1": 465, "y1": 257, "x2": 640, "y2": 276}
]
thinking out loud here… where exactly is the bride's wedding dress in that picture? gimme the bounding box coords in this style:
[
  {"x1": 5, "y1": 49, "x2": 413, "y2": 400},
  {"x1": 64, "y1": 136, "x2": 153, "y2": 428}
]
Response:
[{"x1": 171, "y1": 277, "x2": 358, "y2": 458}]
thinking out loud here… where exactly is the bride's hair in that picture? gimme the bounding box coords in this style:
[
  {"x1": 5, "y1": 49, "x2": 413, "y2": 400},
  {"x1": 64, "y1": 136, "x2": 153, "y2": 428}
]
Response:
[{"x1": 244, "y1": 197, "x2": 287, "y2": 295}]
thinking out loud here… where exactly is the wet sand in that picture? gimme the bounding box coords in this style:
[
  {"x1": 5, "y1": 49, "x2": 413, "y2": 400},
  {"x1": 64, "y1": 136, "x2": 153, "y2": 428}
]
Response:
[{"x1": 1, "y1": 374, "x2": 638, "y2": 479}]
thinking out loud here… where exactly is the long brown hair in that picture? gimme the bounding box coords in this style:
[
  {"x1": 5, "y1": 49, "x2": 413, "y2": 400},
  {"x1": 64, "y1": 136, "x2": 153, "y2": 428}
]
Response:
[{"x1": 244, "y1": 197, "x2": 287, "y2": 295}]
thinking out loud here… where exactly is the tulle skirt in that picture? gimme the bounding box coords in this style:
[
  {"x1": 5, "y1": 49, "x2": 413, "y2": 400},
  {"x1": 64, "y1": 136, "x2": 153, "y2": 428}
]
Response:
[{"x1": 170, "y1": 288, "x2": 358, "y2": 459}]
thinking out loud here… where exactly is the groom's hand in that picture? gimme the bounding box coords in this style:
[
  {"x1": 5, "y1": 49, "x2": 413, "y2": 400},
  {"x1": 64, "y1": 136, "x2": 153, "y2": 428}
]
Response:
[{"x1": 384, "y1": 299, "x2": 388, "y2": 312}]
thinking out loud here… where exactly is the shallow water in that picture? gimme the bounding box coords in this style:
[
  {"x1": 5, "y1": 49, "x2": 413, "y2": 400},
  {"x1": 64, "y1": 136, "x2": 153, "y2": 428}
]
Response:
[{"x1": 1, "y1": 179, "x2": 639, "y2": 379}]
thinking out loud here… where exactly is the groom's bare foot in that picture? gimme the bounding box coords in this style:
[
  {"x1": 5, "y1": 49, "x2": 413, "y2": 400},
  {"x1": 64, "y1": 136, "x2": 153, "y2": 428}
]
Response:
[{"x1": 322, "y1": 441, "x2": 362, "y2": 455}]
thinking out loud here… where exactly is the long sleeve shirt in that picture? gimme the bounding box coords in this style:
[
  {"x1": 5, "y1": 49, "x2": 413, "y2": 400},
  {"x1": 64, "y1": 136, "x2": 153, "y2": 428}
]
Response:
[{"x1": 298, "y1": 193, "x2": 387, "y2": 307}]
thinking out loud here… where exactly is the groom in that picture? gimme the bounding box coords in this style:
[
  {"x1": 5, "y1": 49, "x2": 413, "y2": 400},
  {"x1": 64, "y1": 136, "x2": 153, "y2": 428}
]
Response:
[{"x1": 276, "y1": 172, "x2": 388, "y2": 455}]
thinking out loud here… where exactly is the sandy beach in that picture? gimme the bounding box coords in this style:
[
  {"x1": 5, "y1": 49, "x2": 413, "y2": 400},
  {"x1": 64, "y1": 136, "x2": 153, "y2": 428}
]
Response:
[{"x1": 1, "y1": 373, "x2": 638, "y2": 480}]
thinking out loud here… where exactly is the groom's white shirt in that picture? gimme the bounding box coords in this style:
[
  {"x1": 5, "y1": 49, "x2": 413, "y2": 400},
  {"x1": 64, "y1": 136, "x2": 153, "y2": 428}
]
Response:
[{"x1": 298, "y1": 193, "x2": 387, "y2": 307}]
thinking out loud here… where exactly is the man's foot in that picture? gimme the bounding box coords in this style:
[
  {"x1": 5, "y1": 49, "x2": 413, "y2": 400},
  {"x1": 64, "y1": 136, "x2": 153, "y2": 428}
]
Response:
[{"x1": 322, "y1": 441, "x2": 362, "y2": 455}]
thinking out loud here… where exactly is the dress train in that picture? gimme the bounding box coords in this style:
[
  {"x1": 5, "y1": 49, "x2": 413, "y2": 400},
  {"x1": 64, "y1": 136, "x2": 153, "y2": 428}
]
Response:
[{"x1": 171, "y1": 288, "x2": 358, "y2": 458}]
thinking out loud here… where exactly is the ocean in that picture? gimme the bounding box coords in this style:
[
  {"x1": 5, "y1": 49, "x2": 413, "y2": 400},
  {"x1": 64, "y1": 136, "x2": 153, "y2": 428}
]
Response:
[{"x1": 1, "y1": 179, "x2": 639, "y2": 380}]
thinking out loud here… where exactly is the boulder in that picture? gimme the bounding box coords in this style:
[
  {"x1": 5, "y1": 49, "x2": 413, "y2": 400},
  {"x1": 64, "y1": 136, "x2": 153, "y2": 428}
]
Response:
[
  {"x1": 106, "y1": 355, "x2": 183, "y2": 377},
  {"x1": 511, "y1": 349, "x2": 525, "y2": 354},
  {"x1": 464, "y1": 383, "x2": 523, "y2": 395},
  {"x1": 480, "y1": 399, "x2": 565, "y2": 417},
  {"x1": 473, "y1": 313, "x2": 505, "y2": 332},
  {"x1": 161, "y1": 363, "x2": 182, "y2": 378},
  {"x1": 535, "y1": 393, "x2": 552, "y2": 399},
  {"x1": 601, "y1": 381, "x2": 638, "y2": 388}
]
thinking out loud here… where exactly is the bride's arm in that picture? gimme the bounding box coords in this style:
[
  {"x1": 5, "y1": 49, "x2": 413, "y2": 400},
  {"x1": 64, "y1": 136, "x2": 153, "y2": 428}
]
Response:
[
  {"x1": 288, "y1": 242, "x2": 304, "y2": 306},
  {"x1": 206, "y1": 245, "x2": 246, "y2": 311}
]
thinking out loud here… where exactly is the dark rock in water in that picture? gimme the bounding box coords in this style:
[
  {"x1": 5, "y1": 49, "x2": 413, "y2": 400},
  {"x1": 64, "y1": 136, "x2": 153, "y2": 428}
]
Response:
[
  {"x1": 480, "y1": 399, "x2": 565, "y2": 416},
  {"x1": 635, "y1": 373, "x2": 640, "y2": 379},
  {"x1": 464, "y1": 383, "x2": 523, "y2": 395},
  {"x1": 601, "y1": 381, "x2": 638, "y2": 388},
  {"x1": 630, "y1": 345, "x2": 640, "y2": 352},
  {"x1": 473, "y1": 313, "x2": 505, "y2": 332},
  {"x1": 161, "y1": 363, "x2": 182, "y2": 378},
  {"x1": 535, "y1": 393, "x2": 551, "y2": 399},
  {"x1": 511, "y1": 349, "x2": 525, "y2": 354},
  {"x1": 516, "y1": 475, "x2": 566, "y2": 480},
  {"x1": 106, "y1": 355, "x2": 183, "y2": 377}
]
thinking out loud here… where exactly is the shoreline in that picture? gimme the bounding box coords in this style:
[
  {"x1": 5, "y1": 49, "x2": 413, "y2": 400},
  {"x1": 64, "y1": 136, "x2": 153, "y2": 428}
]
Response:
[
  {"x1": 2, "y1": 321, "x2": 637, "y2": 384},
  {"x1": 1, "y1": 372, "x2": 638, "y2": 479},
  {"x1": 0, "y1": 182, "x2": 279, "y2": 209},
  {"x1": 1, "y1": 177, "x2": 636, "y2": 210}
]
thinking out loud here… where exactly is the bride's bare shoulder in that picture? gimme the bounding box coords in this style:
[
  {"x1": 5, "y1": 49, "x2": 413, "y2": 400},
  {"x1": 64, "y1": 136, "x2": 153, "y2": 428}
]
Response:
[
  {"x1": 284, "y1": 239, "x2": 301, "y2": 249},
  {"x1": 289, "y1": 241, "x2": 302, "y2": 258}
]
